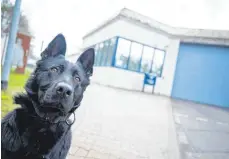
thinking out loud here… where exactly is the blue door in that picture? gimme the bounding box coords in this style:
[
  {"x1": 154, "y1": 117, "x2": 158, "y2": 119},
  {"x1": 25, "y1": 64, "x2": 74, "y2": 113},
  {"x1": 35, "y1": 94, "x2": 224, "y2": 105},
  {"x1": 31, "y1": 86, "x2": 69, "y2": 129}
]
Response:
[{"x1": 172, "y1": 43, "x2": 229, "y2": 107}]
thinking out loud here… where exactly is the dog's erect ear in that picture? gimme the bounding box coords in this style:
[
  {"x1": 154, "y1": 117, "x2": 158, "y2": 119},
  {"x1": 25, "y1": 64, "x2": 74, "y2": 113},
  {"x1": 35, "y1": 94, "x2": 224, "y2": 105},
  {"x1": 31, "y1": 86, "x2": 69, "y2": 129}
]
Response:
[
  {"x1": 41, "y1": 34, "x2": 67, "y2": 59},
  {"x1": 77, "y1": 48, "x2": 95, "y2": 76}
]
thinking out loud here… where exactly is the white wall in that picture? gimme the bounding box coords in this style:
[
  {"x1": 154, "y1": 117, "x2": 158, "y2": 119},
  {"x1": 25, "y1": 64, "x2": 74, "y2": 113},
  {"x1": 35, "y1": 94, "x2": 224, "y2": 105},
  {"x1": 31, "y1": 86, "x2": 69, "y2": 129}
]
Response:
[
  {"x1": 83, "y1": 19, "x2": 180, "y2": 96},
  {"x1": 83, "y1": 19, "x2": 170, "y2": 50},
  {"x1": 154, "y1": 39, "x2": 180, "y2": 96},
  {"x1": 91, "y1": 67, "x2": 144, "y2": 92}
]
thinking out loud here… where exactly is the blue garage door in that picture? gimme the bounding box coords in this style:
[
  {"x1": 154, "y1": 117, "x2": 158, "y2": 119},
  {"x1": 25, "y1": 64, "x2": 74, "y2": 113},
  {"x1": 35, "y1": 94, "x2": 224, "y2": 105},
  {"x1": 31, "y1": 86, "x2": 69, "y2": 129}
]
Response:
[{"x1": 172, "y1": 43, "x2": 229, "y2": 107}]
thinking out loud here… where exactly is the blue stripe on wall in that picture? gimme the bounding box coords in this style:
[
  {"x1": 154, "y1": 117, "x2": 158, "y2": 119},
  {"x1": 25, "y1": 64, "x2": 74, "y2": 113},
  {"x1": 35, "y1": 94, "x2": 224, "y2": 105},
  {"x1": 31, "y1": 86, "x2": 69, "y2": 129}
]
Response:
[{"x1": 172, "y1": 43, "x2": 229, "y2": 107}]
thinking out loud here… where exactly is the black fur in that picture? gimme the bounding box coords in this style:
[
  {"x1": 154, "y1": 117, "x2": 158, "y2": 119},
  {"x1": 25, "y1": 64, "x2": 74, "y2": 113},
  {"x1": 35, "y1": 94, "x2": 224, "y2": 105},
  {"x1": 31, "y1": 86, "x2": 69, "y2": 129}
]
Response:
[{"x1": 1, "y1": 34, "x2": 95, "y2": 159}]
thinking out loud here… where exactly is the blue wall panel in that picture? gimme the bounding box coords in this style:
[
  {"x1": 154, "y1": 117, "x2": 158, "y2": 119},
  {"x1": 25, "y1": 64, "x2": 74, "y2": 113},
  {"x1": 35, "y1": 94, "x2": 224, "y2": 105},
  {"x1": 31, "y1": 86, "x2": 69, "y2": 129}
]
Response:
[{"x1": 172, "y1": 43, "x2": 229, "y2": 107}]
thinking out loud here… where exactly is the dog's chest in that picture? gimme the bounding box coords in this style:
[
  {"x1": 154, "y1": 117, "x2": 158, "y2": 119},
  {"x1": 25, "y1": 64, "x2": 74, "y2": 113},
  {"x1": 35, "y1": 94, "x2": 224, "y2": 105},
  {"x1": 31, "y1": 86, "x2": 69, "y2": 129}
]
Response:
[{"x1": 22, "y1": 124, "x2": 65, "y2": 155}]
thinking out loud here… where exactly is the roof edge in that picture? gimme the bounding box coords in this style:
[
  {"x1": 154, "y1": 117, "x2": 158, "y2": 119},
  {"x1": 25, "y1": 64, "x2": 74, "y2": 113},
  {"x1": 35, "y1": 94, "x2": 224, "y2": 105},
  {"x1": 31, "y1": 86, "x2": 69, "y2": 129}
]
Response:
[{"x1": 82, "y1": 8, "x2": 229, "y2": 40}]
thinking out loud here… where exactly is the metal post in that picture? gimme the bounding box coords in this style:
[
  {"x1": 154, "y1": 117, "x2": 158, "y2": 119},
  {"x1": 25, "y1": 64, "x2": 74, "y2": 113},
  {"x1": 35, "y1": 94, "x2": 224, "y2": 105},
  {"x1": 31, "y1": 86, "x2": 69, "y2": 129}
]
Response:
[
  {"x1": 142, "y1": 84, "x2": 145, "y2": 92},
  {"x1": 1, "y1": 0, "x2": 22, "y2": 90},
  {"x1": 142, "y1": 74, "x2": 146, "y2": 92},
  {"x1": 152, "y1": 85, "x2": 155, "y2": 94}
]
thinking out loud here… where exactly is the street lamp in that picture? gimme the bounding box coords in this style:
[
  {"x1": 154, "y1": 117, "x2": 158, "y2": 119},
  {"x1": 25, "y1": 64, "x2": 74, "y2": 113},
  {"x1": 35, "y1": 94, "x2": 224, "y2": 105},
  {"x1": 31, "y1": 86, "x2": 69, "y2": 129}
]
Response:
[{"x1": 1, "y1": 0, "x2": 22, "y2": 90}]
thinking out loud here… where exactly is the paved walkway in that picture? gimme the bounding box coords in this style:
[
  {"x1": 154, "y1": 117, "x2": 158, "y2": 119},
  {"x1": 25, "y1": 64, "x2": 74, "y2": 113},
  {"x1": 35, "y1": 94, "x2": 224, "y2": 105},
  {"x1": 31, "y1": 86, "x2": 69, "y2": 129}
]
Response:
[{"x1": 67, "y1": 84, "x2": 178, "y2": 159}]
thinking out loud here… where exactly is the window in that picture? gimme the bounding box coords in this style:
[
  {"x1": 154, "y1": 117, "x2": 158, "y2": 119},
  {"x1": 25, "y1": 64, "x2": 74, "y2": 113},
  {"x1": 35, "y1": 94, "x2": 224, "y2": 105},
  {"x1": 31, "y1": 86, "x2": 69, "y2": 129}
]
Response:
[
  {"x1": 151, "y1": 49, "x2": 165, "y2": 76},
  {"x1": 105, "y1": 37, "x2": 116, "y2": 66},
  {"x1": 93, "y1": 37, "x2": 166, "y2": 77},
  {"x1": 100, "y1": 41, "x2": 109, "y2": 66},
  {"x1": 128, "y1": 42, "x2": 143, "y2": 71},
  {"x1": 115, "y1": 38, "x2": 131, "y2": 68},
  {"x1": 140, "y1": 46, "x2": 154, "y2": 73},
  {"x1": 96, "y1": 43, "x2": 104, "y2": 66},
  {"x1": 94, "y1": 44, "x2": 99, "y2": 66},
  {"x1": 93, "y1": 37, "x2": 117, "y2": 66}
]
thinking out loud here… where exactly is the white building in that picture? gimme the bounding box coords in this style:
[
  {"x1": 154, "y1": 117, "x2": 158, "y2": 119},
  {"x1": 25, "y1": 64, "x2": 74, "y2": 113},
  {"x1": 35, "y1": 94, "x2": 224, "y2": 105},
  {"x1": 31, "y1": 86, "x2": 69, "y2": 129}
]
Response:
[
  {"x1": 66, "y1": 53, "x2": 80, "y2": 63},
  {"x1": 81, "y1": 8, "x2": 229, "y2": 107}
]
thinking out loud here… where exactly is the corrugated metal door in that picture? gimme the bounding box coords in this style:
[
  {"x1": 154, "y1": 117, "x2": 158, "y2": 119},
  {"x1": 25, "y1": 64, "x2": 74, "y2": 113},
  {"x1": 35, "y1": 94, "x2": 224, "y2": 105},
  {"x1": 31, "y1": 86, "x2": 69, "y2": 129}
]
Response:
[{"x1": 172, "y1": 43, "x2": 229, "y2": 107}]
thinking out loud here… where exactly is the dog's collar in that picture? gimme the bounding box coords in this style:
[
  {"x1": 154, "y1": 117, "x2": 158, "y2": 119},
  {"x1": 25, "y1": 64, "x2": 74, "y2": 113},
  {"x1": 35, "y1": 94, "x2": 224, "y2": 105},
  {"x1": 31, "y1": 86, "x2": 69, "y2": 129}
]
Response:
[
  {"x1": 29, "y1": 99, "x2": 80, "y2": 125},
  {"x1": 43, "y1": 103, "x2": 79, "y2": 125}
]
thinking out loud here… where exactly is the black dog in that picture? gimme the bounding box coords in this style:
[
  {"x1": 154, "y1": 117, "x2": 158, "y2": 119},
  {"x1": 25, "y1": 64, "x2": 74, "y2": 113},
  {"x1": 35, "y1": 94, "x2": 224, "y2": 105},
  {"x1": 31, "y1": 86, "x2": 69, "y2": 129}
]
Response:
[{"x1": 1, "y1": 34, "x2": 95, "y2": 159}]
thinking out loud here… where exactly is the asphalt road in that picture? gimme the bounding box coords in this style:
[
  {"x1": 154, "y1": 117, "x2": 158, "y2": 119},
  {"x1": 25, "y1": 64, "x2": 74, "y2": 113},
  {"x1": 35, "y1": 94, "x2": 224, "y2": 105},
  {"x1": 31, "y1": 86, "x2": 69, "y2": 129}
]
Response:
[{"x1": 171, "y1": 100, "x2": 229, "y2": 159}]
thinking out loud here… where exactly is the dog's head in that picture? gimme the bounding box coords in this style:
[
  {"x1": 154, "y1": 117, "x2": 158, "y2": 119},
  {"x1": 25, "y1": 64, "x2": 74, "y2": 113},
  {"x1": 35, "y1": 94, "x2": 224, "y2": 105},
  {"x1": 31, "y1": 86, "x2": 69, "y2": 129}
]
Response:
[{"x1": 25, "y1": 34, "x2": 94, "y2": 122}]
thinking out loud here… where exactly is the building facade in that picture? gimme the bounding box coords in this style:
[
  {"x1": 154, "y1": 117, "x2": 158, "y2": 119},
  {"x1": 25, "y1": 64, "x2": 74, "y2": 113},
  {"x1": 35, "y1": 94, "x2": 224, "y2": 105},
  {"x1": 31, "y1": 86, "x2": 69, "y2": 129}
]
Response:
[{"x1": 81, "y1": 8, "x2": 229, "y2": 107}]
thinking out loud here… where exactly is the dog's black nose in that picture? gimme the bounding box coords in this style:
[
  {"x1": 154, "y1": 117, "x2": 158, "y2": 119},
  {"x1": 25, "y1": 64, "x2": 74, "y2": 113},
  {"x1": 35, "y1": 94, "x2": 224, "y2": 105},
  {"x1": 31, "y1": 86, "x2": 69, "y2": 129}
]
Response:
[{"x1": 55, "y1": 82, "x2": 73, "y2": 98}]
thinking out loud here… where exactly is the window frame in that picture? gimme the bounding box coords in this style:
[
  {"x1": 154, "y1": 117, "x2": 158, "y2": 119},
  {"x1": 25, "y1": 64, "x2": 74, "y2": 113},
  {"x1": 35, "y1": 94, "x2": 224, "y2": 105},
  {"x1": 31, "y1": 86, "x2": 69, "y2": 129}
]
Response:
[
  {"x1": 83, "y1": 36, "x2": 118, "y2": 67},
  {"x1": 113, "y1": 37, "x2": 166, "y2": 77},
  {"x1": 114, "y1": 38, "x2": 132, "y2": 69},
  {"x1": 150, "y1": 49, "x2": 166, "y2": 76},
  {"x1": 100, "y1": 41, "x2": 108, "y2": 66},
  {"x1": 127, "y1": 41, "x2": 144, "y2": 72},
  {"x1": 140, "y1": 46, "x2": 155, "y2": 74},
  {"x1": 81, "y1": 36, "x2": 166, "y2": 77},
  {"x1": 105, "y1": 38, "x2": 116, "y2": 66}
]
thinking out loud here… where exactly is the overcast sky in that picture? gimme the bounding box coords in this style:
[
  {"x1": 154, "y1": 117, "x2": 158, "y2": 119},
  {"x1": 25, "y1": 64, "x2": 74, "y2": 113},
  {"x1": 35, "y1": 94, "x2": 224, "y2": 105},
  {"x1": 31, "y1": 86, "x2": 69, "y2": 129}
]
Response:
[{"x1": 19, "y1": 0, "x2": 229, "y2": 57}]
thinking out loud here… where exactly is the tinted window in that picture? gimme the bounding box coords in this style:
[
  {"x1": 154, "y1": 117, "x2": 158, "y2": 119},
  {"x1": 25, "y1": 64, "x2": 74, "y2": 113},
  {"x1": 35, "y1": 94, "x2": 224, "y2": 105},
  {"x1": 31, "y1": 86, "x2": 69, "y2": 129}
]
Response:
[
  {"x1": 100, "y1": 41, "x2": 109, "y2": 66},
  {"x1": 96, "y1": 43, "x2": 104, "y2": 66},
  {"x1": 128, "y1": 42, "x2": 143, "y2": 71},
  {"x1": 105, "y1": 37, "x2": 116, "y2": 66},
  {"x1": 140, "y1": 46, "x2": 154, "y2": 73},
  {"x1": 151, "y1": 49, "x2": 165, "y2": 76},
  {"x1": 94, "y1": 44, "x2": 99, "y2": 66},
  {"x1": 115, "y1": 38, "x2": 131, "y2": 68}
]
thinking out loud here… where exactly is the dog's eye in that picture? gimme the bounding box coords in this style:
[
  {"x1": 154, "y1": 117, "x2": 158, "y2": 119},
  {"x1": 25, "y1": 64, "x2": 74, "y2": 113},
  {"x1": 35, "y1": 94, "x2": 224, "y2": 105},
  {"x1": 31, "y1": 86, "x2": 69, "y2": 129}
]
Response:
[
  {"x1": 50, "y1": 67, "x2": 58, "y2": 73},
  {"x1": 74, "y1": 76, "x2": 80, "y2": 82}
]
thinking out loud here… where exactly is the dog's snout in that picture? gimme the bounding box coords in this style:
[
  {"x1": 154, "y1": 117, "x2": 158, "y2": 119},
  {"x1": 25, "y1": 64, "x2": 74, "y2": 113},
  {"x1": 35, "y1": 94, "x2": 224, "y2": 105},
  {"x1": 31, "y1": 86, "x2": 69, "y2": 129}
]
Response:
[{"x1": 55, "y1": 82, "x2": 73, "y2": 98}]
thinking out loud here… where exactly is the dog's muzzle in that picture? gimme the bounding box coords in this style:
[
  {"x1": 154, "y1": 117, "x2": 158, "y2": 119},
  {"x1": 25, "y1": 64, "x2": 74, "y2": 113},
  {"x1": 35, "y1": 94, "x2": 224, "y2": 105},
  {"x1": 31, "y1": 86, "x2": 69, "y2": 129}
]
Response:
[{"x1": 55, "y1": 82, "x2": 73, "y2": 99}]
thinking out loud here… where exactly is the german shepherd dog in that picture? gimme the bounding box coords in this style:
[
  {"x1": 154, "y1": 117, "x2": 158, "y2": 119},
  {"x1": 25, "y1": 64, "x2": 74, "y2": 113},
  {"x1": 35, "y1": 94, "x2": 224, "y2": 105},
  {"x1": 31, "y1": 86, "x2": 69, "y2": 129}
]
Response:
[{"x1": 1, "y1": 34, "x2": 95, "y2": 159}]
